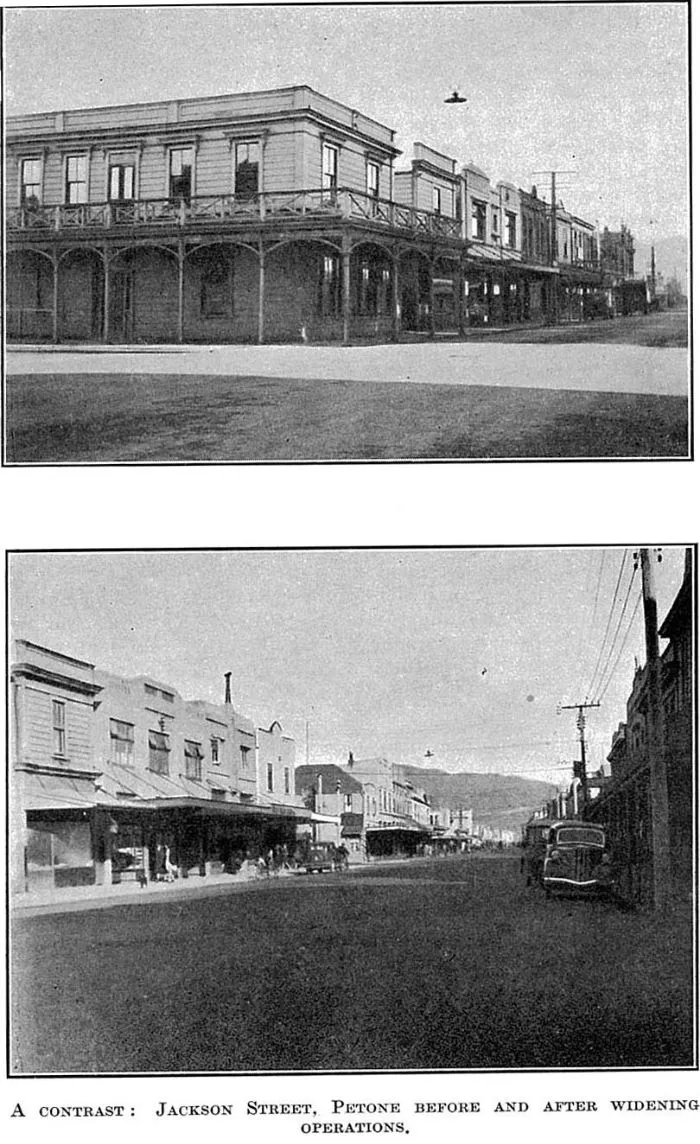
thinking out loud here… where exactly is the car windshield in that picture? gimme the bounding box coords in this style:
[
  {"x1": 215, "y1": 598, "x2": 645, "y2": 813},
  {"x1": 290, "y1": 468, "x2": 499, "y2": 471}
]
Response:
[{"x1": 555, "y1": 827, "x2": 604, "y2": 846}]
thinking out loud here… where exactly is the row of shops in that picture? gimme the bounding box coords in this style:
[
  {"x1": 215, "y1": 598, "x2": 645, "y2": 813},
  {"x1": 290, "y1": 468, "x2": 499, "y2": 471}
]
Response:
[{"x1": 7, "y1": 237, "x2": 612, "y2": 346}]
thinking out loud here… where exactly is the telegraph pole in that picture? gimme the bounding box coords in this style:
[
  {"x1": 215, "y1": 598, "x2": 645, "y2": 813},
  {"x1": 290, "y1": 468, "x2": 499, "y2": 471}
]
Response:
[
  {"x1": 560, "y1": 700, "x2": 600, "y2": 813},
  {"x1": 637, "y1": 547, "x2": 671, "y2": 910},
  {"x1": 532, "y1": 169, "x2": 576, "y2": 324}
]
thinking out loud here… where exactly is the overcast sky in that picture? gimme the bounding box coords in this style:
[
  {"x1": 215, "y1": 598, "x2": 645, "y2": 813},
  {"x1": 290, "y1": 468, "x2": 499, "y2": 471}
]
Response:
[
  {"x1": 9, "y1": 546, "x2": 688, "y2": 791},
  {"x1": 5, "y1": 4, "x2": 688, "y2": 248}
]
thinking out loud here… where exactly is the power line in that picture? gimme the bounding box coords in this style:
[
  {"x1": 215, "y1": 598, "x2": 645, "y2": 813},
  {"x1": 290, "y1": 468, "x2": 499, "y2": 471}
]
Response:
[
  {"x1": 576, "y1": 549, "x2": 606, "y2": 697},
  {"x1": 597, "y1": 591, "x2": 642, "y2": 702},
  {"x1": 586, "y1": 549, "x2": 627, "y2": 698},
  {"x1": 592, "y1": 565, "x2": 637, "y2": 701}
]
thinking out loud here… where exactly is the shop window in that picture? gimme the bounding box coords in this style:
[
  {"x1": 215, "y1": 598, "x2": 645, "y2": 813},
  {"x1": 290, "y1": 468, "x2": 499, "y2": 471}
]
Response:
[
  {"x1": 358, "y1": 260, "x2": 391, "y2": 316},
  {"x1": 201, "y1": 257, "x2": 232, "y2": 318},
  {"x1": 184, "y1": 740, "x2": 203, "y2": 781},
  {"x1": 110, "y1": 719, "x2": 135, "y2": 766},
  {"x1": 148, "y1": 730, "x2": 170, "y2": 775},
  {"x1": 52, "y1": 700, "x2": 66, "y2": 756},
  {"x1": 319, "y1": 253, "x2": 340, "y2": 317},
  {"x1": 379, "y1": 266, "x2": 391, "y2": 314},
  {"x1": 21, "y1": 158, "x2": 42, "y2": 204},
  {"x1": 235, "y1": 141, "x2": 259, "y2": 199},
  {"x1": 65, "y1": 155, "x2": 88, "y2": 204}
]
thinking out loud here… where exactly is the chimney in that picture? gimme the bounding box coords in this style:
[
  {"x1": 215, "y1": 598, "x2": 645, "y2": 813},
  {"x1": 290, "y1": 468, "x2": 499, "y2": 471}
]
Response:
[
  {"x1": 531, "y1": 184, "x2": 537, "y2": 198},
  {"x1": 348, "y1": 751, "x2": 354, "y2": 768},
  {"x1": 224, "y1": 672, "x2": 232, "y2": 706}
]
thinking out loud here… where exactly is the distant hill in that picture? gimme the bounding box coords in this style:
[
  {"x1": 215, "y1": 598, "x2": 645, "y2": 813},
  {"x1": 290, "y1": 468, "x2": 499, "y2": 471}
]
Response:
[{"x1": 398, "y1": 765, "x2": 557, "y2": 834}]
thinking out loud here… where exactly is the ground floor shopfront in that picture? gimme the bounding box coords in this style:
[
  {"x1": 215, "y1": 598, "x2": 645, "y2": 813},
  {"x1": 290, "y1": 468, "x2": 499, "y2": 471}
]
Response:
[
  {"x1": 7, "y1": 232, "x2": 604, "y2": 345},
  {"x1": 586, "y1": 770, "x2": 653, "y2": 905},
  {"x1": 365, "y1": 822, "x2": 431, "y2": 859},
  {"x1": 18, "y1": 797, "x2": 310, "y2": 896}
]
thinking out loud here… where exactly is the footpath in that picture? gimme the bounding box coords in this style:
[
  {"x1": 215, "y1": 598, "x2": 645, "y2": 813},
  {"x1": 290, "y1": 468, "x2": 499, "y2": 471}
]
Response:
[{"x1": 9, "y1": 860, "x2": 396, "y2": 919}]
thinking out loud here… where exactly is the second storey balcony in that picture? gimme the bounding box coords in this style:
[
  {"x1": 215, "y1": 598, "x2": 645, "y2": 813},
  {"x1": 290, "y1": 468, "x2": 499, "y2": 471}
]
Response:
[{"x1": 7, "y1": 187, "x2": 463, "y2": 243}]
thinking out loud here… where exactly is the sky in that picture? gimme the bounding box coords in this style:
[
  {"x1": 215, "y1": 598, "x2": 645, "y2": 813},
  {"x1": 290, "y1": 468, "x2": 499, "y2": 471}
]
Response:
[
  {"x1": 4, "y1": 4, "x2": 688, "y2": 254},
  {"x1": 9, "y1": 546, "x2": 689, "y2": 792}
]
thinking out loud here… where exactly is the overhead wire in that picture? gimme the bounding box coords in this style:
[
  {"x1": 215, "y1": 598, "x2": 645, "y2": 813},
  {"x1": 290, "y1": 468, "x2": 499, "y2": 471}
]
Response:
[
  {"x1": 592, "y1": 563, "x2": 638, "y2": 701},
  {"x1": 597, "y1": 590, "x2": 643, "y2": 703},
  {"x1": 576, "y1": 549, "x2": 606, "y2": 697},
  {"x1": 586, "y1": 548, "x2": 628, "y2": 699}
]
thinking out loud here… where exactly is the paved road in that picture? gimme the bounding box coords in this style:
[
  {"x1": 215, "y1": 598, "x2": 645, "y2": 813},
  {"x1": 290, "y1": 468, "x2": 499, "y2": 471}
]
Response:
[
  {"x1": 7, "y1": 340, "x2": 688, "y2": 396},
  {"x1": 10, "y1": 855, "x2": 693, "y2": 1074}
]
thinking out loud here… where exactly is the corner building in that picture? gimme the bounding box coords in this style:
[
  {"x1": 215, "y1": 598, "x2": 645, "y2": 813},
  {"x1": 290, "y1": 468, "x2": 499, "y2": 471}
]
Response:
[
  {"x1": 7, "y1": 83, "x2": 611, "y2": 344},
  {"x1": 7, "y1": 85, "x2": 462, "y2": 344}
]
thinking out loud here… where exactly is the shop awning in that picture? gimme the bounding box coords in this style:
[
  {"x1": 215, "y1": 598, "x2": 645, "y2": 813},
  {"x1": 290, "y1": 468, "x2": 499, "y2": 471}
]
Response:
[
  {"x1": 366, "y1": 820, "x2": 430, "y2": 835},
  {"x1": 21, "y1": 769, "x2": 110, "y2": 811}
]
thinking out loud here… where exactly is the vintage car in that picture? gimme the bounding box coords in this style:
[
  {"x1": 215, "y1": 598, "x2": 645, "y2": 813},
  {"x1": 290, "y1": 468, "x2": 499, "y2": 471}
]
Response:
[
  {"x1": 303, "y1": 842, "x2": 337, "y2": 874},
  {"x1": 542, "y1": 820, "x2": 609, "y2": 897}
]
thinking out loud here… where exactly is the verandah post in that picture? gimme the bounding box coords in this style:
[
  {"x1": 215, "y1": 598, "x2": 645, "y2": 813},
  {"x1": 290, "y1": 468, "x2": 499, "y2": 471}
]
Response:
[
  {"x1": 258, "y1": 240, "x2": 265, "y2": 345},
  {"x1": 392, "y1": 253, "x2": 400, "y2": 342},
  {"x1": 51, "y1": 252, "x2": 59, "y2": 344},
  {"x1": 341, "y1": 233, "x2": 351, "y2": 345},
  {"x1": 102, "y1": 247, "x2": 110, "y2": 343},
  {"x1": 177, "y1": 240, "x2": 185, "y2": 344}
]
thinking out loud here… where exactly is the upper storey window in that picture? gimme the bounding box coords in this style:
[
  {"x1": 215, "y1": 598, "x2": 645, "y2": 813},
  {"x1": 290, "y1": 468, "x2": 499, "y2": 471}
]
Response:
[
  {"x1": 322, "y1": 144, "x2": 339, "y2": 192},
  {"x1": 170, "y1": 147, "x2": 193, "y2": 202},
  {"x1": 235, "y1": 142, "x2": 259, "y2": 199},
  {"x1": 505, "y1": 211, "x2": 516, "y2": 249},
  {"x1": 21, "y1": 158, "x2": 42, "y2": 203},
  {"x1": 109, "y1": 164, "x2": 135, "y2": 201},
  {"x1": 366, "y1": 161, "x2": 380, "y2": 200},
  {"x1": 471, "y1": 199, "x2": 486, "y2": 241},
  {"x1": 65, "y1": 155, "x2": 88, "y2": 204}
]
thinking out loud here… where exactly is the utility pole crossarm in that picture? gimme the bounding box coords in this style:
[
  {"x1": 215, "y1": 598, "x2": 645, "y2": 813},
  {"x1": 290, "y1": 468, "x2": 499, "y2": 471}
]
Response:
[{"x1": 560, "y1": 700, "x2": 600, "y2": 814}]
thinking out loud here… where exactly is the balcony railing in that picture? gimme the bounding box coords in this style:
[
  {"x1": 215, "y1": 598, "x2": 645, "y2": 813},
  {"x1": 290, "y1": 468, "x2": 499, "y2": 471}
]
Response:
[{"x1": 7, "y1": 188, "x2": 463, "y2": 241}]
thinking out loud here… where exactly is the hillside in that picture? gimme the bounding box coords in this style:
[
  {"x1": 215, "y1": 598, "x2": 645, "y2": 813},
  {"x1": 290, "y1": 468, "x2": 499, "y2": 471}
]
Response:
[{"x1": 398, "y1": 765, "x2": 557, "y2": 834}]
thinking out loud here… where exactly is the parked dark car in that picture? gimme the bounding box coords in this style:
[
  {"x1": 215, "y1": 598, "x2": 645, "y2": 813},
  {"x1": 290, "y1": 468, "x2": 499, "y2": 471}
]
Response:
[
  {"x1": 303, "y1": 842, "x2": 336, "y2": 874},
  {"x1": 542, "y1": 820, "x2": 608, "y2": 898}
]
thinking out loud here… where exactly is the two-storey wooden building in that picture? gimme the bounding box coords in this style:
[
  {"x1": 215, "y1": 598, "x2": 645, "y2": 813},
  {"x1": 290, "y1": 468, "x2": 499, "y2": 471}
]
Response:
[
  {"x1": 10, "y1": 640, "x2": 310, "y2": 898},
  {"x1": 7, "y1": 84, "x2": 466, "y2": 345},
  {"x1": 7, "y1": 82, "x2": 613, "y2": 343}
]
